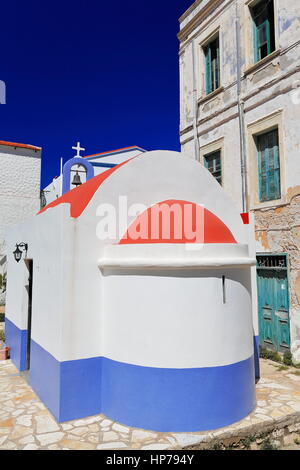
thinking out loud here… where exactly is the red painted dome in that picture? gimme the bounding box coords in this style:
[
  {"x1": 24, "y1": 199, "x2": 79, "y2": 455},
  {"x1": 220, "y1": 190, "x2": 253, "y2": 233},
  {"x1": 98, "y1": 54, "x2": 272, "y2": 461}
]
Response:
[{"x1": 119, "y1": 200, "x2": 237, "y2": 244}]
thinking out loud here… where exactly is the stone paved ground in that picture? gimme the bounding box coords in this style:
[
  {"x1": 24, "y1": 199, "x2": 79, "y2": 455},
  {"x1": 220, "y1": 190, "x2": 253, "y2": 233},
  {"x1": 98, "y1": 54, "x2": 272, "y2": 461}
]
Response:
[{"x1": 0, "y1": 359, "x2": 300, "y2": 450}]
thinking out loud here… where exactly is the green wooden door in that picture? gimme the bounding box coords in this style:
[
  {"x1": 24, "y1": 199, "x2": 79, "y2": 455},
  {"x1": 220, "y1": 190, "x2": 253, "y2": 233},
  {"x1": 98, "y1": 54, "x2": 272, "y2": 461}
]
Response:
[{"x1": 257, "y1": 255, "x2": 290, "y2": 353}]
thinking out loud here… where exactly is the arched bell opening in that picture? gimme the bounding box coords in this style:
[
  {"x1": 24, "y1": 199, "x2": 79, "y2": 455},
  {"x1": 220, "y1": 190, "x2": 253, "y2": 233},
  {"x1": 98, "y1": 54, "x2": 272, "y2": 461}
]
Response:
[
  {"x1": 62, "y1": 157, "x2": 94, "y2": 194},
  {"x1": 70, "y1": 164, "x2": 87, "y2": 188}
]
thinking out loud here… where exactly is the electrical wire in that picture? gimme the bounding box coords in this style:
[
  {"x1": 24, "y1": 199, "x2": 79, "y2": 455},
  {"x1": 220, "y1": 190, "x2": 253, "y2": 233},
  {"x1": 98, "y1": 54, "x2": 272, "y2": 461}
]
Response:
[{"x1": 252, "y1": 0, "x2": 272, "y2": 21}]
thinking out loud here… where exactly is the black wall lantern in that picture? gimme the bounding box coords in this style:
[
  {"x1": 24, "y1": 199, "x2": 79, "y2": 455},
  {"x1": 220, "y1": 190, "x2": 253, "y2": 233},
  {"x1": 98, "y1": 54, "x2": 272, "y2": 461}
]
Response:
[{"x1": 13, "y1": 243, "x2": 28, "y2": 263}]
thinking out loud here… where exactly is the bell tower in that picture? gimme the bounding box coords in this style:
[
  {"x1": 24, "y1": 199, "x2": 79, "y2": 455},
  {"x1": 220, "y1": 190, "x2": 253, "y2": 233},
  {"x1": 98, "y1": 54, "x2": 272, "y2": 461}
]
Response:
[{"x1": 62, "y1": 142, "x2": 94, "y2": 194}]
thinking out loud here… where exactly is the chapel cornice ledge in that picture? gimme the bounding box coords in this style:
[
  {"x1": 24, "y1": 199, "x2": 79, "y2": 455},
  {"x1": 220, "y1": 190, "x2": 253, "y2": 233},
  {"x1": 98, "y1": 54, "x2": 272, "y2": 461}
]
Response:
[{"x1": 178, "y1": 0, "x2": 203, "y2": 24}]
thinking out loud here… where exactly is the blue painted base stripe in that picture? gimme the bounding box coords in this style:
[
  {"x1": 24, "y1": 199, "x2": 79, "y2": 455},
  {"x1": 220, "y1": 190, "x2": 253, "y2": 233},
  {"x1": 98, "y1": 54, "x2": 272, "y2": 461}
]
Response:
[
  {"x1": 254, "y1": 335, "x2": 260, "y2": 380},
  {"x1": 30, "y1": 341, "x2": 102, "y2": 422},
  {"x1": 30, "y1": 340, "x2": 61, "y2": 419},
  {"x1": 5, "y1": 318, "x2": 27, "y2": 371},
  {"x1": 101, "y1": 356, "x2": 256, "y2": 432},
  {"x1": 25, "y1": 339, "x2": 256, "y2": 431},
  {"x1": 60, "y1": 357, "x2": 102, "y2": 422}
]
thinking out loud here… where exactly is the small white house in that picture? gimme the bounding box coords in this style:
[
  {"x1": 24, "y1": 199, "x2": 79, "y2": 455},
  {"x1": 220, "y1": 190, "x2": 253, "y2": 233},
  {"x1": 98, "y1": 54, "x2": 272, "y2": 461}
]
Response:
[
  {"x1": 178, "y1": 0, "x2": 300, "y2": 361},
  {"x1": 0, "y1": 140, "x2": 41, "y2": 282},
  {"x1": 5, "y1": 150, "x2": 257, "y2": 432}
]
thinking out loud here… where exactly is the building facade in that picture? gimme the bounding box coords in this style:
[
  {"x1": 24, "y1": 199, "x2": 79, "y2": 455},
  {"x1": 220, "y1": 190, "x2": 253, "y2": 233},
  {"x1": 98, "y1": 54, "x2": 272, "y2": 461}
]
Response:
[
  {"x1": 179, "y1": 0, "x2": 300, "y2": 361},
  {"x1": 0, "y1": 141, "x2": 41, "y2": 287}
]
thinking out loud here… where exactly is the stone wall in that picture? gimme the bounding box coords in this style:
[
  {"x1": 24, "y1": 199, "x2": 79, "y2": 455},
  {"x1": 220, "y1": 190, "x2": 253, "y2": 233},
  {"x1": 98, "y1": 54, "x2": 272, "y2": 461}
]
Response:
[
  {"x1": 185, "y1": 421, "x2": 300, "y2": 450},
  {"x1": 255, "y1": 191, "x2": 300, "y2": 362}
]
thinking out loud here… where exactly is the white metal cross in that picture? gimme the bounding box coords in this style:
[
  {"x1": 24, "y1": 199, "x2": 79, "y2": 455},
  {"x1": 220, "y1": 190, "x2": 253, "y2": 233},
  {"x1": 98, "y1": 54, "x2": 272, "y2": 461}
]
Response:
[{"x1": 72, "y1": 141, "x2": 85, "y2": 158}]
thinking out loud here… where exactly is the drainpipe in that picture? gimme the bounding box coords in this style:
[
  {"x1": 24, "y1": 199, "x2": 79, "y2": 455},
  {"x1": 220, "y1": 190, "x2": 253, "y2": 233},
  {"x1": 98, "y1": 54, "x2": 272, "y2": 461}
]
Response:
[
  {"x1": 236, "y1": 1, "x2": 260, "y2": 381},
  {"x1": 192, "y1": 39, "x2": 200, "y2": 162},
  {"x1": 235, "y1": 1, "x2": 248, "y2": 213}
]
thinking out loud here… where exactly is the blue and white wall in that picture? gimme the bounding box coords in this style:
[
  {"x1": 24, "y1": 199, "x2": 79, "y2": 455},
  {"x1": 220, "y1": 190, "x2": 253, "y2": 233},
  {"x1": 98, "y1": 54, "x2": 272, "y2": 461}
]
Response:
[{"x1": 99, "y1": 258, "x2": 255, "y2": 431}]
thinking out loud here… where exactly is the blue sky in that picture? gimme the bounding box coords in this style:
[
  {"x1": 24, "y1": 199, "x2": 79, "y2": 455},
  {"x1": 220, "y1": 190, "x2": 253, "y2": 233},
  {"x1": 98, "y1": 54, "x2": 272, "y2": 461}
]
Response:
[{"x1": 0, "y1": 1, "x2": 193, "y2": 187}]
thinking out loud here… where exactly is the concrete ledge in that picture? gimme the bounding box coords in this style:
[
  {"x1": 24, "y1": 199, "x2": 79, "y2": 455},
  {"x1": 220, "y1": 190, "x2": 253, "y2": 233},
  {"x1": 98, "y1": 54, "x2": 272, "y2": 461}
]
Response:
[
  {"x1": 182, "y1": 413, "x2": 300, "y2": 450},
  {"x1": 244, "y1": 50, "x2": 281, "y2": 77},
  {"x1": 98, "y1": 243, "x2": 256, "y2": 269}
]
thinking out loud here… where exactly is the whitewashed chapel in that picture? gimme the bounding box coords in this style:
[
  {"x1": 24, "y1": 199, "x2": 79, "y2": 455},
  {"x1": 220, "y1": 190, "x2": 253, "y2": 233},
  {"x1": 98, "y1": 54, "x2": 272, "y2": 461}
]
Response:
[{"x1": 5, "y1": 149, "x2": 257, "y2": 431}]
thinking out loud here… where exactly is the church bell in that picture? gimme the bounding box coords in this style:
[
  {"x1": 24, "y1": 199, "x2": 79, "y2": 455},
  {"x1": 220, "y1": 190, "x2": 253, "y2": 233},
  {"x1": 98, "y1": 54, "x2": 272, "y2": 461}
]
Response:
[{"x1": 72, "y1": 171, "x2": 82, "y2": 187}]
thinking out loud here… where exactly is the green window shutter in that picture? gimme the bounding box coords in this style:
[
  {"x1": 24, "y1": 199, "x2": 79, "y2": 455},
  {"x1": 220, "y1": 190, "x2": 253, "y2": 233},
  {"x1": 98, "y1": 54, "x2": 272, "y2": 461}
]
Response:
[
  {"x1": 204, "y1": 37, "x2": 220, "y2": 95},
  {"x1": 216, "y1": 39, "x2": 220, "y2": 89},
  {"x1": 253, "y1": 20, "x2": 259, "y2": 63},
  {"x1": 252, "y1": 1, "x2": 275, "y2": 63},
  {"x1": 266, "y1": 18, "x2": 271, "y2": 55},
  {"x1": 205, "y1": 46, "x2": 212, "y2": 95},
  {"x1": 257, "y1": 129, "x2": 281, "y2": 202},
  {"x1": 204, "y1": 150, "x2": 222, "y2": 185},
  {"x1": 268, "y1": 130, "x2": 280, "y2": 200}
]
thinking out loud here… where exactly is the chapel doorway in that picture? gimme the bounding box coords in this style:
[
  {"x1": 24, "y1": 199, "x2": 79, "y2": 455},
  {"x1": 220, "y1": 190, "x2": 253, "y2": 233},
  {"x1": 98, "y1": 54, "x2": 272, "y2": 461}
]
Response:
[{"x1": 25, "y1": 259, "x2": 33, "y2": 370}]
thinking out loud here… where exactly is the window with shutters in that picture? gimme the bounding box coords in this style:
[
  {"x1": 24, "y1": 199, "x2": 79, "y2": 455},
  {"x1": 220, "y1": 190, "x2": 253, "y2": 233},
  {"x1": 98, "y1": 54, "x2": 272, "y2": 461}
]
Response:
[
  {"x1": 251, "y1": 0, "x2": 275, "y2": 63},
  {"x1": 204, "y1": 150, "x2": 222, "y2": 185},
  {"x1": 256, "y1": 128, "x2": 281, "y2": 202},
  {"x1": 203, "y1": 36, "x2": 220, "y2": 95}
]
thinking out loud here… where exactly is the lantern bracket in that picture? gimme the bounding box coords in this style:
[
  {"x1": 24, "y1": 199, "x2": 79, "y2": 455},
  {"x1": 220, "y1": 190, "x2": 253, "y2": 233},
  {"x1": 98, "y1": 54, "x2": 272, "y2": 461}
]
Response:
[{"x1": 13, "y1": 243, "x2": 28, "y2": 263}]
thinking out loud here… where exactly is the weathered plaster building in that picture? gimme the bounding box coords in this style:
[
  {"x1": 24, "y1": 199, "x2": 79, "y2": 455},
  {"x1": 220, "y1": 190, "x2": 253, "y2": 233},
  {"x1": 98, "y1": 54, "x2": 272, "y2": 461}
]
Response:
[
  {"x1": 0, "y1": 141, "x2": 41, "y2": 283},
  {"x1": 179, "y1": 0, "x2": 300, "y2": 361}
]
